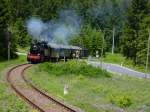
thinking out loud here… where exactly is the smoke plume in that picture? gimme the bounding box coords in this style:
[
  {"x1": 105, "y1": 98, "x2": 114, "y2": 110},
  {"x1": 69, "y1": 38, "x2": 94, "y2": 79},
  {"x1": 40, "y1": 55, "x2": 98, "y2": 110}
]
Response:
[{"x1": 26, "y1": 10, "x2": 81, "y2": 45}]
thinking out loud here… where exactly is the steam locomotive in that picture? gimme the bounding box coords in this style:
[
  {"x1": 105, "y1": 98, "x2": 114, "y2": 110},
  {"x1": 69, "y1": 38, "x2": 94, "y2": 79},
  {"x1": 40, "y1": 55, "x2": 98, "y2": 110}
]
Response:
[{"x1": 27, "y1": 41, "x2": 88, "y2": 63}]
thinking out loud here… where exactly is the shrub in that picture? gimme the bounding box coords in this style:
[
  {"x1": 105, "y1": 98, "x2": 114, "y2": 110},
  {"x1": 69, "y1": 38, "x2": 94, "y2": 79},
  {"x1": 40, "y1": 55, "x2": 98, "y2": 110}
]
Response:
[
  {"x1": 109, "y1": 94, "x2": 132, "y2": 108},
  {"x1": 76, "y1": 74, "x2": 85, "y2": 80},
  {"x1": 38, "y1": 60, "x2": 111, "y2": 78}
]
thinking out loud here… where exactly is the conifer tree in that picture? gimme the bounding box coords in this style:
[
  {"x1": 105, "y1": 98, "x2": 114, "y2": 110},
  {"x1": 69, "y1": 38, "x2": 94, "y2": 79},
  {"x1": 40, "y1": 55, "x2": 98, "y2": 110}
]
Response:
[{"x1": 121, "y1": 0, "x2": 150, "y2": 64}]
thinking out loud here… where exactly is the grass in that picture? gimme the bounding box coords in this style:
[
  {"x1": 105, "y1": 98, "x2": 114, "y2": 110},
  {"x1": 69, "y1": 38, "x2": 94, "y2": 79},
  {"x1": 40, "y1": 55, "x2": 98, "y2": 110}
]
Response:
[
  {"x1": 0, "y1": 55, "x2": 30, "y2": 112},
  {"x1": 102, "y1": 52, "x2": 150, "y2": 74},
  {"x1": 26, "y1": 60, "x2": 150, "y2": 112},
  {"x1": 0, "y1": 55, "x2": 26, "y2": 69},
  {"x1": 102, "y1": 53, "x2": 126, "y2": 64}
]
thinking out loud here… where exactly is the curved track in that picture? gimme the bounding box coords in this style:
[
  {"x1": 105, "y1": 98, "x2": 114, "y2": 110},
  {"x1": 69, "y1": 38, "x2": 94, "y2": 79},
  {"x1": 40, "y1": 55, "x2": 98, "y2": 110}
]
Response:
[{"x1": 7, "y1": 64, "x2": 79, "y2": 112}]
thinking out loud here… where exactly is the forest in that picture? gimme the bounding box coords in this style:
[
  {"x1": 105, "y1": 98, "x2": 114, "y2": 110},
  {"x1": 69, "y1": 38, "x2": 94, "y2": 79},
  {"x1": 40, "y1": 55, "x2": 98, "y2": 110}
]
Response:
[{"x1": 0, "y1": 0, "x2": 150, "y2": 66}]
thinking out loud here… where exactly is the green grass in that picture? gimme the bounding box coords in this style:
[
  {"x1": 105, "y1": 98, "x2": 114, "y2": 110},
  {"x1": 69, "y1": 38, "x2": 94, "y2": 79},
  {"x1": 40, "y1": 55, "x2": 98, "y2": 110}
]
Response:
[
  {"x1": 0, "y1": 55, "x2": 29, "y2": 112},
  {"x1": 103, "y1": 53, "x2": 126, "y2": 64},
  {"x1": 26, "y1": 61, "x2": 150, "y2": 112},
  {"x1": 102, "y1": 53, "x2": 150, "y2": 74},
  {"x1": 0, "y1": 55, "x2": 26, "y2": 69}
]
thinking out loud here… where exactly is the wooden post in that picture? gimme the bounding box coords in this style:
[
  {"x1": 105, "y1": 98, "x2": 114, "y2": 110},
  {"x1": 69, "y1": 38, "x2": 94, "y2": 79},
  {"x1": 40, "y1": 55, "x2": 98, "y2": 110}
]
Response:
[
  {"x1": 64, "y1": 56, "x2": 66, "y2": 62},
  {"x1": 8, "y1": 42, "x2": 10, "y2": 61}
]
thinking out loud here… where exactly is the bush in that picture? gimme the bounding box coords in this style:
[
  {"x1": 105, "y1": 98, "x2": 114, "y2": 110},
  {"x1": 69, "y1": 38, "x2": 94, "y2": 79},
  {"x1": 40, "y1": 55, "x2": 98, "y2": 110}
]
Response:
[
  {"x1": 76, "y1": 74, "x2": 85, "y2": 80},
  {"x1": 38, "y1": 60, "x2": 111, "y2": 78},
  {"x1": 109, "y1": 94, "x2": 132, "y2": 108}
]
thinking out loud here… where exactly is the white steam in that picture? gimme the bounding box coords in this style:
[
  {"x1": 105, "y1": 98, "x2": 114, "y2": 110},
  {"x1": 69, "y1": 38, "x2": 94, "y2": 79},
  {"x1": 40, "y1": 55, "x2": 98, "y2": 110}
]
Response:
[
  {"x1": 27, "y1": 17, "x2": 45, "y2": 41},
  {"x1": 26, "y1": 10, "x2": 81, "y2": 45}
]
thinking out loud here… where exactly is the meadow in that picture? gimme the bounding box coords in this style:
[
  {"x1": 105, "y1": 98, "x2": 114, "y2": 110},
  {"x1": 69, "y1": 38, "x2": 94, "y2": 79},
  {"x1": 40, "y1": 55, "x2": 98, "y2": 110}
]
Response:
[{"x1": 26, "y1": 60, "x2": 150, "y2": 112}]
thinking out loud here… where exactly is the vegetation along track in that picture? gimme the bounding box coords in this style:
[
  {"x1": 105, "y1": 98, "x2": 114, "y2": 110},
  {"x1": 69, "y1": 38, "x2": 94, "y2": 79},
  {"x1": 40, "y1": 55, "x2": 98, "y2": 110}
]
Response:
[{"x1": 7, "y1": 64, "x2": 79, "y2": 112}]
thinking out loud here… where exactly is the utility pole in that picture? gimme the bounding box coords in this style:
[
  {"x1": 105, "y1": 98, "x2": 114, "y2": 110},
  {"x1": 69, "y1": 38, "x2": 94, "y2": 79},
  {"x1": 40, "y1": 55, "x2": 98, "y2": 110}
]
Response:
[
  {"x1": 101, "y1": 30, "x2": 105, "y2": 68},
  {"x1": 8, "y1": 41, "x2": 10, "y2": 61},
  {"x1": 145, "y1": 29, "x2": 150, "y2": 77},
  {"x1": 112, "y1": 27, "x2": 115, "y2": 54},
  {"x1": 6, "y1": 28, "x2": 11, "y2": 62}
]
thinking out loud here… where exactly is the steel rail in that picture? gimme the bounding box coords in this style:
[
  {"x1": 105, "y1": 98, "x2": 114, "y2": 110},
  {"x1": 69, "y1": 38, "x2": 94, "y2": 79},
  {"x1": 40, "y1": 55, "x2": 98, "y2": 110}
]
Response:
[{"x1": 7, "y1": 64, "x2": 77, "y2": 112}]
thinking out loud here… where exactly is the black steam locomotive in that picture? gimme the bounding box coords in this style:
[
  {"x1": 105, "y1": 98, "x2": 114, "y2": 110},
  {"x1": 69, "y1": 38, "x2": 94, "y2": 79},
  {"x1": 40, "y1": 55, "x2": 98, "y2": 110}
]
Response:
[{"x1": 27, "y1": 41, "x2": 88, "y2": 63}]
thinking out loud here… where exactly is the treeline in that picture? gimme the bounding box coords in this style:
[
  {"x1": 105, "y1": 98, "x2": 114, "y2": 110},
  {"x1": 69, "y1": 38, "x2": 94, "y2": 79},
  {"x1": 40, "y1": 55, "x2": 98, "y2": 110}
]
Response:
[{"x1": 0, "y1": 0, "x2": 150, "y2": 65}]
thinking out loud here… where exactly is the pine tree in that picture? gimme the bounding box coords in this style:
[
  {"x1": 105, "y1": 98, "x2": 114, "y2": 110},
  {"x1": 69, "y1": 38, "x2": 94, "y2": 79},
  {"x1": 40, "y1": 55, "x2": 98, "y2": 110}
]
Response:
[
  {"x1": 0, "y1": 0, "x2": 18, "y2": 60},
  {"x1": 0, "y1": 0, "x2": 8, "y2": 59},
  {"x1": 121, "y1": 0, "x2": 150, "y2": 65}
]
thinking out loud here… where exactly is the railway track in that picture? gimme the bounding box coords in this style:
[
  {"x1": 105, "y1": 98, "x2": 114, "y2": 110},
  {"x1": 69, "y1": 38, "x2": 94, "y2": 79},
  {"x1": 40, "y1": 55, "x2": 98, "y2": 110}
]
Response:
[{"x1": 7, "y1": 64, "x2": 80, "y2": 112}]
